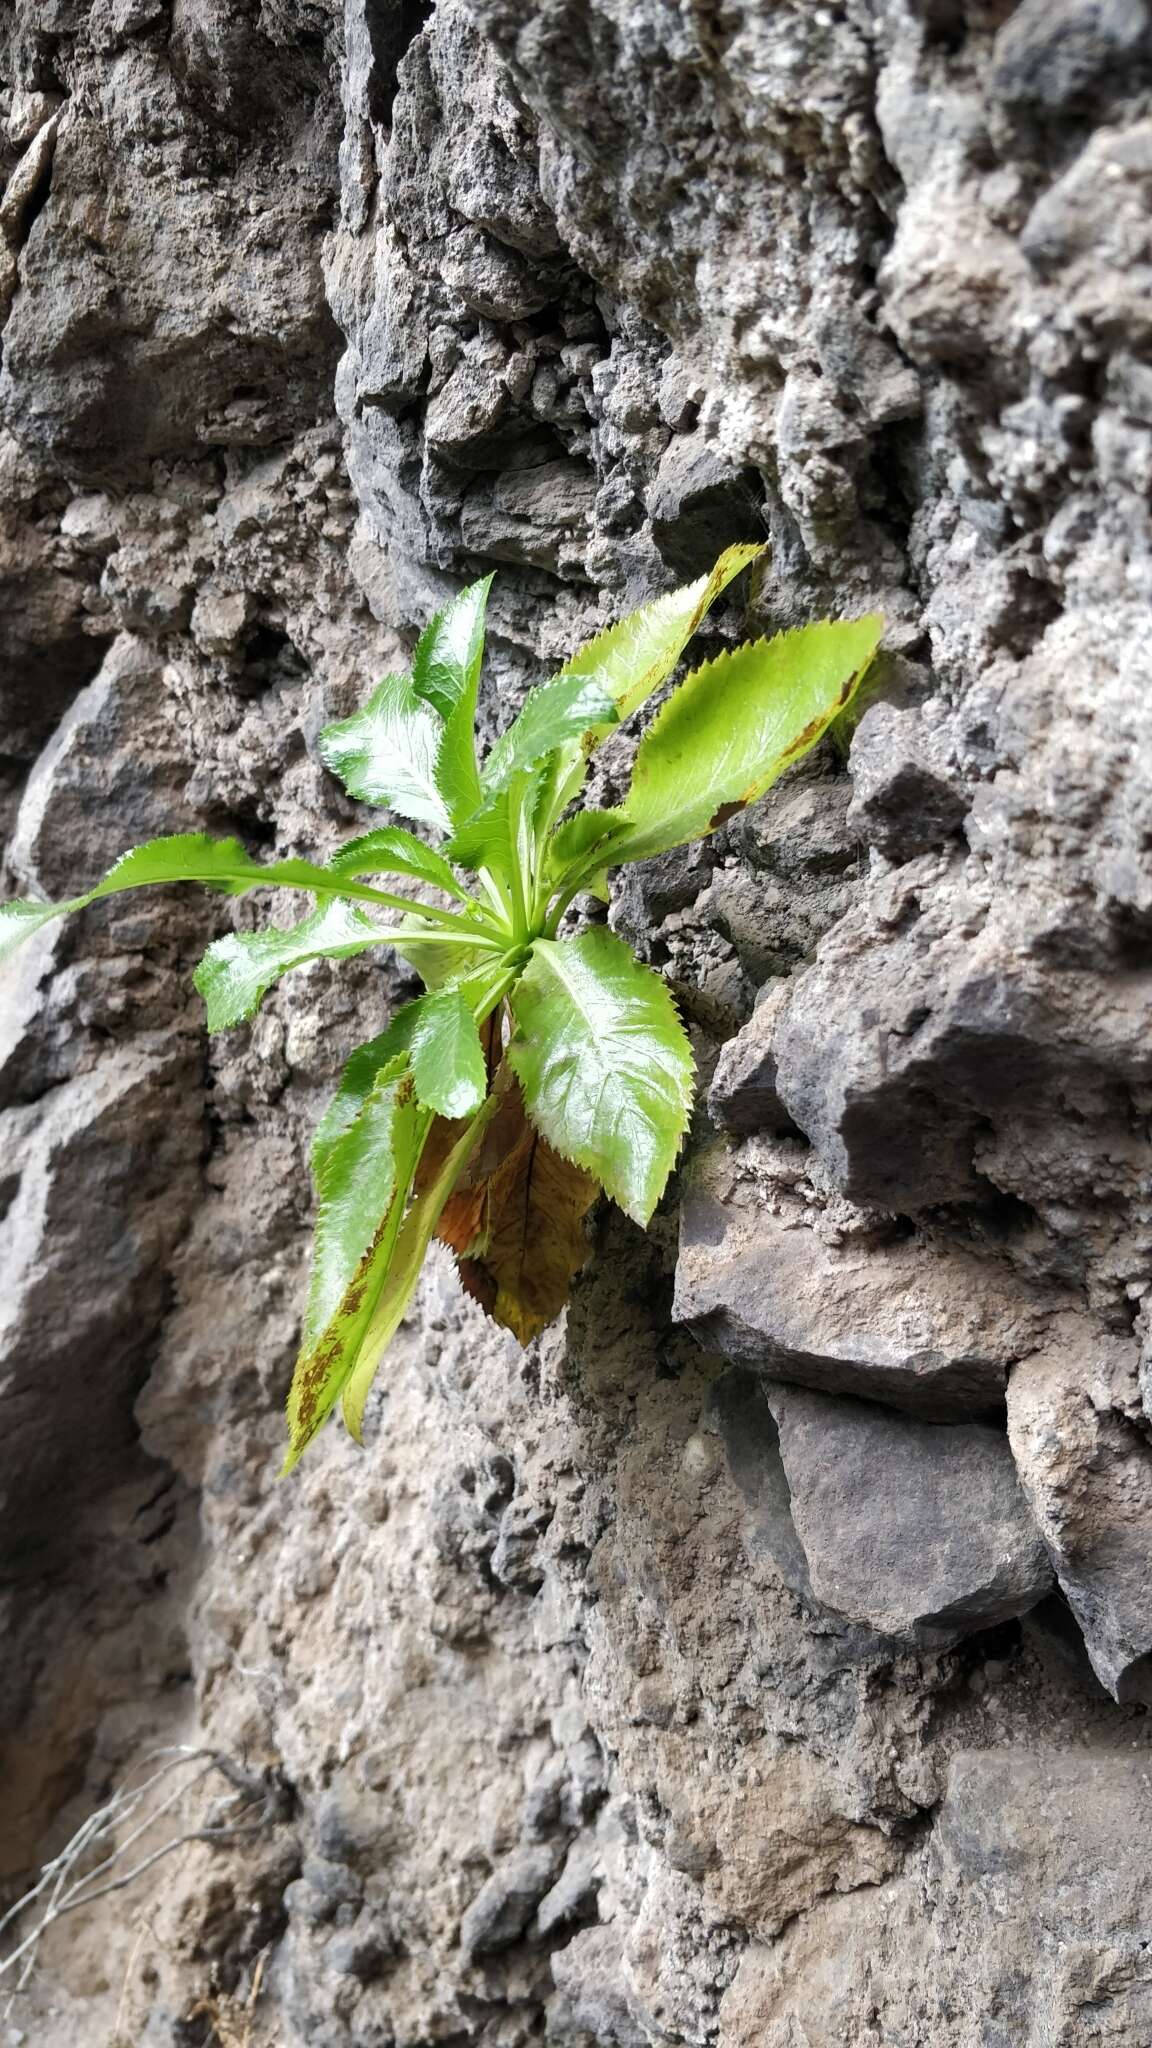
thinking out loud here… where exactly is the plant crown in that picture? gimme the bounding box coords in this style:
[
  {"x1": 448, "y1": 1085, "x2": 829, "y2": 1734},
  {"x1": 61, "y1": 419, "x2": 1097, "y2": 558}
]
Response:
[{"x1": 0, "y1": 546, "x2": 881, "y2": 1468}]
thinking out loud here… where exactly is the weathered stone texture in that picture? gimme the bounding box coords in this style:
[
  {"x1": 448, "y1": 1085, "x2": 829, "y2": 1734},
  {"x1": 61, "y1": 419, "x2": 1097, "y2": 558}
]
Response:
[{"x1": 2, "y1": 0, "x2": 1152, "y2": 2043}]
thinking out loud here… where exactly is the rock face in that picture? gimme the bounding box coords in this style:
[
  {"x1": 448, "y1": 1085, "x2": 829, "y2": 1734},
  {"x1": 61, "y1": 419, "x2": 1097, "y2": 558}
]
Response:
[{"x1": 2, "y1": 2, "x2": 1152, "y2": 2045}]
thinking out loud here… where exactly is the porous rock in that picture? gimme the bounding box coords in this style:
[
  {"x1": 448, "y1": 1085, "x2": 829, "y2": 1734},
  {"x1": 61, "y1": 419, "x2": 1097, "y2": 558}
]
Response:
[
  {"x1": 2, "y1": 0, "x2": 1152, "y2": 2041},
  {"x1": 1007, "y1": 1317, "x2": 1152, "y2": 1704}
]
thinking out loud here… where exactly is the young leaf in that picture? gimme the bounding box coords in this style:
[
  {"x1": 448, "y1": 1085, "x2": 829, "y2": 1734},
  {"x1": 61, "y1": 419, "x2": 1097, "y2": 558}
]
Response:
[
  {"x1": 329, "y1": 827, "x2": 473, "y2": 904},
  {"x1": 609, "y1": 615, "x2": 884, "y2": 865},
  {"x1": 480, "y1": 671, "x2": 618, "y2": 799},
  {"x1": 319, "y1": 674, "x2": 451, "y2": 832},
  {"x1": 508, "y1": 926, "x2": 695, "y2": 1226},
  {"x1": 406, "y1": 987, "x2": 487, "y2": 1119},
  {"x1": 284, "y1": 1080, "x2": 427, "y2": 1472},
  {"x1": 411, "y1": 575, "x2": 492, "y2": 721},
  {"x1": 559, "y1": 541, "x2": 766, "y2": 726},
  {"x1": 446, "y1": 1083, "x2": 599, "y2": 1344},
  {"x1": 340, "y1": 1090, "x2": 502, "y2": 1443},
  {"x1": 530, "y1": 541, "x2": 766, "y2": 827},
  {"x1": 193, "y1": 899, "x2": 398, "y2": 1031},
  {"x1": 302, "y1": 1055, "x2": 413, "y2": 1349},
  {"x1": 545, "y1": 809, "x2": 631, "y2": 900},
  {"x1": 412, "y1": 576, "x2": 493, "y2": 828}
]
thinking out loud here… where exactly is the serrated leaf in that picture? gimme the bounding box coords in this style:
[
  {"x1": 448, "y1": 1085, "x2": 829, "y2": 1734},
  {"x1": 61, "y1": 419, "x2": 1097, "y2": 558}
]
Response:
[
  {"x1": 341, "y1": 1090, "x2": 501, "y2": 1443},
  {"x1": 193, "y1": 899, "x2": 394, "y2": 1031},
  {"x1": 0, "y1": 831, "x2": 460, "y2": 973},
  {"x1": 611, "y1": 615, "x2": 883, "y2": 864},
  {"x1": 446, "y1": 1080, "x2": 599, "y2": 1344},
  {"x1": 407, "y1": 987, "x2": 487, "y2": 1119},
  {"x1": 303, "y1": 1055, "x2": 413, "y2": 1350},
  {"x1": 329, "y1": 827, "x2": 472, "y2": 904},
  {"x1": 411, "y1": 575, "x2": 492, "y2": 721},
  {"x1": 0, "y1": 898, "x2": 72, "y2": 963},
  {"x1": 560, "y1": 541, "x2": 766, "y2": 726},
  {"x1": 311, "y1": 1016, "x2": 421, "y2": 1183},
  {"x1": 532, "y1": 541, "x2": 766, "y2": 827},
  {"x1": 508, "y1": 927, "x2": 695, "y2": 1226},
  {"x1": 443, "y1": 762, "x2": 550, "y2": 882},
  {"x1": 414, "y1": 577, "x2": 493, "y2": 829},
  {"x1": 284, "y1": 1076, "x2": 427, "y2": 1471},
  {"x1": 319, "y1": 674, "x2": 450, "y2": 831},
  {"x1": 481, "y1": 671, "x2": 618, "y2": 798}
]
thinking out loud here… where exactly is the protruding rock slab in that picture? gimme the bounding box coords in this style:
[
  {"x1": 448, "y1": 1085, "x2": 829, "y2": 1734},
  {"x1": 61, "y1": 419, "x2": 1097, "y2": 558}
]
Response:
[
  {"x1": 1007, "y1": 1317, "x2": 1152, "y2": 1703},
  {"x1": 707, "y1": 981, "x2": 801, "y2": 1138},
  {"x1": 675, "y1": 1140, "x2": 1043, "y2": 1418},
  {"x1": 765, "y1": 1382, "x2": 1052, "y2": 1645}
]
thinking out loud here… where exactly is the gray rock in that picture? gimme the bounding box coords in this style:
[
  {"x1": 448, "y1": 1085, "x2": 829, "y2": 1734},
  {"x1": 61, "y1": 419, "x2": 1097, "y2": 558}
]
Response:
[
  {"x1": 675, "y1": 1139, "x2": 1045, "y2": 1418},
  {"x1": 708, "y1": 981, "x2": 801, "y2": 1138},
  {"x1": 647, "y1": 431, "x2": 762, "y2": 577},
  {"x1": 764, "y1": 1383, "x2": 1052, "y2": 1644},
  {"x1": 991, "y1": 0, "x2": 1152, "y2": 114},
  {"x1": 459, "y1": 1841, "x2": 565, "y2": 1958},
  {"x1": 846, "y1": 700, "x2": 968, "y2": 863},
  {"x1": 703, "y1": 1370, "x2": 814, "y2": 1606},
  {"x1": 1007, "y1": 1317, "x2": 1152, "y2": 1703}
]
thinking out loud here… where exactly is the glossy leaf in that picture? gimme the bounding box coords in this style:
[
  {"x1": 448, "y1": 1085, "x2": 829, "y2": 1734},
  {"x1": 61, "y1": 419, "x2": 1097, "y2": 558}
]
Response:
[
  {"x1": 610, "y1": 615, "x2": 883, "y2": 864},
  {"x1": 284, "y1": 1076, "x2": 427, "y2": 1471},
  {"x1": 558, "y1": 540, "x2": 765, "y2": 727},
  {"x1": 415, "y1": 576, "x2": 492, "y2": 828},
  {"x1": 532, "y1": 541, "x2": 766, "y2": 824},
  {"x1": 480, "y1": 671, "x2": 618, "y2": 798},
  {"x1": 329, "y1": 827, "x2": 472, "y2": 903},
  {"x1": 508, "y1": 927, "x2": 694, "y2": 1226},
  {"x1": 341, "y1": 1091, "x2": 501, "y2": 1442},
  {"x1": 319, "y1": 674, "x2": 450, "y2": 831},
  {"x1": 407, "y1": 987, "x2": 487, "y2": 1119},
  {"x1": 193, "y1": 899, "x2": 399, "y2": 1031}
]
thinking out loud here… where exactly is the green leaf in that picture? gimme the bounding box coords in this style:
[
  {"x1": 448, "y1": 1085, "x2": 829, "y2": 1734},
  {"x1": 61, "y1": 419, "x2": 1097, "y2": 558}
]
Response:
[
  {"x1": 546, "y1": 809, "x2": 631, "y2": 887},
  {"x1": 558, "y1": 541, "x2": 766, "y2": 727},
  {"x1": 508, "y1": 927, "x2": 695, "y2": 1226},
  {"x1": 392, "y1": 919, "x2": 497, "y2": 991},
  {"x1": 411, "y1": 576, "x2": 492, "y2": 721},
  {"x1": 328, "y1": 827, "x2": 473, "y2": 904},
  {"x1": 311, "y1": 1017, "x2": 421, "y2": 1183},
  {"x1": 303, "y1": 1054, "x2": 412, "y2": 1350},
  {"x1": 0, "y1": 831, "x2": 444, "y2": 971},
  {"x1": 284, "y1": 1077, "x2": 428, "y2": 1471},
  {"x1": 320, "y1": 674, "x2": 451, "y2": 831},
  {"x1": 531, "y1": 541, "x2": 765, "y2": 827},
  {"x1": 424, "y1": 579, "x2": 494, "y2": 828},
  {"x1": 0, "y1": 898, "x2": 72, "y2": 963},
  {"x1": 480, "y1": 671, "x2": 618, "y2": 798},
  {"x1": 610, "y1": 615, "x2": 883, "y2": 864},
  {"x1": 341, "y1": 1091, "x2": 500, "y2": 1444},
  {"x1": 193, "y1": 899, "x2": 396, "y2": 1031},
  {"x1": 407, "y1": 988, "x2": 487, "y2": 1119}
]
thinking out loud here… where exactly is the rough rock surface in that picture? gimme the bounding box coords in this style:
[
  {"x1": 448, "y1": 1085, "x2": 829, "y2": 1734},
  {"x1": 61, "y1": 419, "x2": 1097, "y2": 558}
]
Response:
[{"x1": 2, "y1": 2, "x2": 1152, "y2": 2045}]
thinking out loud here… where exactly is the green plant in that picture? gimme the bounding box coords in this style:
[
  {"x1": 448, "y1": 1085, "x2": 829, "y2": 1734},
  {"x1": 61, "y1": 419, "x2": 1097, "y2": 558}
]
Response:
[{"x1": 0, "y1": 545, "x2": 881, "y2": 1468}]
